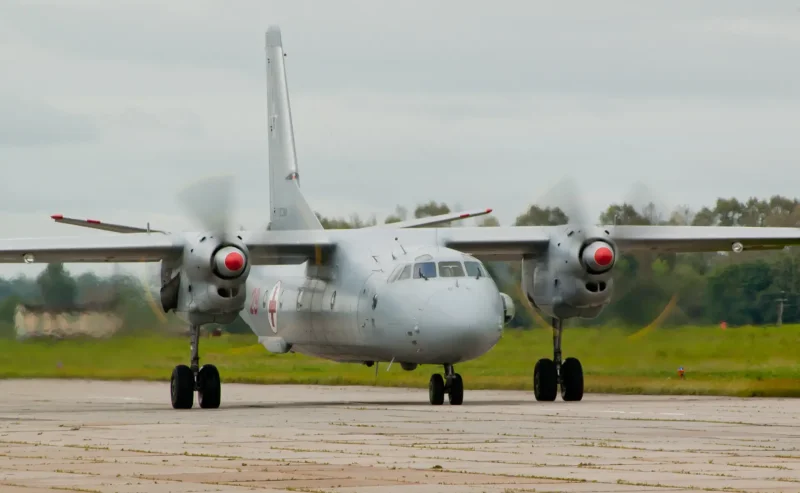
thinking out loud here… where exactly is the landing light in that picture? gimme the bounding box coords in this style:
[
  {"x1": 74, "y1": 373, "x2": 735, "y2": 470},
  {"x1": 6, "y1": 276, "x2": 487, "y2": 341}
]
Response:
[
  {"x1": 23, "y1": 253, "x2": 35, "y2": 264},
  {"x1": 731, "y1": 242, "x2": 744, "y2": 253}
]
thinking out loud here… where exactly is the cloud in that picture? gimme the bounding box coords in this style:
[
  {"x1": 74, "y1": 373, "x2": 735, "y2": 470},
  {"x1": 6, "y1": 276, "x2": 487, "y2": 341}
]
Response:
[
  {"x1": 0, "y1": 0, "x2": 797, "y2": 269},
  {"x1": 0, "y1": 98, "x2": 97, "y2": 147}
]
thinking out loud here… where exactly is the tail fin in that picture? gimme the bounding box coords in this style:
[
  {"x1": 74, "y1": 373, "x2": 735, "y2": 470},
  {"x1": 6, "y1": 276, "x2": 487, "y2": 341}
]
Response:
[{"x1": 265, "y1": 26, "x2": 323, "y2": 231}]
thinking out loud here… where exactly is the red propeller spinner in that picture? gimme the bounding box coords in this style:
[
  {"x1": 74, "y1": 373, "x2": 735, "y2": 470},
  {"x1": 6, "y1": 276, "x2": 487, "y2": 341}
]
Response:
[
  {"x1": 214, "y1": 246, "x2": 247, "y2": 278},
  {"x1": 582, "y1": 241, "x2": 615, "y2": 272}
]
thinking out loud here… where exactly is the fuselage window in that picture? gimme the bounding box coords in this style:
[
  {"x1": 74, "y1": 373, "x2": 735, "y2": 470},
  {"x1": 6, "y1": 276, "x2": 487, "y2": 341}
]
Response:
[
  {"x1": 465, "y1": 261, "x2": 487, "y2": 278},
  {"x1": 413, "y1": 261, "x2": 437, "y2": 279},
  {"x1": 438, "y1": 261, "x2": 465, "y2": 277},
  {"x1": 396, "y1": 264, "x2": 412, "y2": 281}
]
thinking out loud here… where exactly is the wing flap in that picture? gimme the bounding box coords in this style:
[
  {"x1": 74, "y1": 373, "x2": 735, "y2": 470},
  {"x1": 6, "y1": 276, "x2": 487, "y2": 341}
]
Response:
[
  {"x1": 51, "y1": 214, "x2": 166, "y2": 234},
  {"x1": 611, "y1": 225, "x2": 800, "y2": 252}
]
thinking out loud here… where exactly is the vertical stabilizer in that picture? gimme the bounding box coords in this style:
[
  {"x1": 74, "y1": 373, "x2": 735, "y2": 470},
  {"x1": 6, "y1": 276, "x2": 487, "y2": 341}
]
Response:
[{"x1": 265, "y1": 26, "x2": 323, "y2": 231}]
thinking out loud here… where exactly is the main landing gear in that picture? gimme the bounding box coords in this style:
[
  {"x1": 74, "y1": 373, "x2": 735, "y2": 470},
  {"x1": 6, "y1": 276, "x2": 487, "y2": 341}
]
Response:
[
  {"x1": 533, "y1": 317, "x2": 583, "y2": 402},
  {"x1": 170, "y1": 325, "x2": 221, "y2": 409},
  {"x1": 428, "y1": 364, "x2": 463, "y2": 405}
]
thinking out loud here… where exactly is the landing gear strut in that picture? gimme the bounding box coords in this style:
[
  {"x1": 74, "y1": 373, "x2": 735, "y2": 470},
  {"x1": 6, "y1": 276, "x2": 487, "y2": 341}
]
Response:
[
  {"x1": 533, "y1": 317, "x2": 583, "y2": 402},
  {"x1": 429, "y1": 364, "x2": 464, "y2": 405},
  {"x1": 170, "y1": 325, "x2": 222, "y2": 409}
]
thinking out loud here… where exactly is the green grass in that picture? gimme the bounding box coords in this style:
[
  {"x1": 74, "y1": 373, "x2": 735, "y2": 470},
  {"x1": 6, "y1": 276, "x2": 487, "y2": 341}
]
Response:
[{"x1": 0, "y1": 324, "x2": 799, "y2": 397}]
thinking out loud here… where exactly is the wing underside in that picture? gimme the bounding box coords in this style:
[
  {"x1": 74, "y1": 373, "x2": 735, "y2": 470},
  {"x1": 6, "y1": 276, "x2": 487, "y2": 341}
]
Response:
[
  {"x1": 436, "y1": 224, "x2": 800, "y2": 261},
  {"x1": 0, "y1": 235, "x2": 182, "y2": 263},
  {"x1": 611, "y1": 225, "x2": 800, "y2": 252},
  {"x1": 2, "y1": 221, "x2": 799, "y2": 266},
  {"x1": 438, "y1": 227, "x2": 551, "y2": 260}
]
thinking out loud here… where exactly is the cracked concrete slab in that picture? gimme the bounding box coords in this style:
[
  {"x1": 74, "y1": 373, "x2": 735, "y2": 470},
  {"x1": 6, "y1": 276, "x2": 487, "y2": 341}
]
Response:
[{"x1": 0, "y1": 380, "x2": 798, "y2": 492}]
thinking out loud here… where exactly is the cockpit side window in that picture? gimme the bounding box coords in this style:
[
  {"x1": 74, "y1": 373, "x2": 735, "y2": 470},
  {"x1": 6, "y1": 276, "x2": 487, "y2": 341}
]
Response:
[
  {"x1": 464, "y1": 260, "x2": 487, "y2": 278},
  {"x1": 438, "y1": 261, "x2": 465, "y2": 277},
  {"x1": 413, "y1": 261, "x2": 437, "y2": 279},
  {"x1": 387, "y1": 264, "x2": 404, "y2": 283},
  {"x1": 396, "y1": 264, "x2": 412, "y2": 280}
]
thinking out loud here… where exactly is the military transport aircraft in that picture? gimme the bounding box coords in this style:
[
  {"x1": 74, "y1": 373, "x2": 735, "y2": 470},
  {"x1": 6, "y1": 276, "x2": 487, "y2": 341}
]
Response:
[{"x1": 2, "y1": 26, "x2": 800, "y2": 410}]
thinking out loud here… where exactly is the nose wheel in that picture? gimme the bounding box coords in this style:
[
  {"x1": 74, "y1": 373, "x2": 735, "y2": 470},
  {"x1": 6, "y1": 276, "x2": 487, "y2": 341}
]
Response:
[
  {"x1": 170, "y1": 325, "x2": 222, "y2": 409},
  {"x1": 429, "y1": 364, "x2": 463, "y2": 405},
  {"x1": 533, "y1": 317, "x2": 584, "y2": 402}
]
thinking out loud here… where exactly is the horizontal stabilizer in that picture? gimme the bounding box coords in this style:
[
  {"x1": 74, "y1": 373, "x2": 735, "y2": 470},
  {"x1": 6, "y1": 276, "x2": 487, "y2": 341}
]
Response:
[
  {"x1": 51, "y1": 215, "x2": 166, "y2": 234},
  {"x1": 371, "y1": 208, "x2": 493, "y2": 229}
]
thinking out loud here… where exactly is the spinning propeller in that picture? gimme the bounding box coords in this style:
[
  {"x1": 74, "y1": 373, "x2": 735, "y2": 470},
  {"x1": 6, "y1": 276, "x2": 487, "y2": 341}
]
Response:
[
  {"x1": 507, "y1": 177, "x2": 682, "y2": 330},
  {"x1": 135, "y1": 174, "x2": 251, "y2": 329}
]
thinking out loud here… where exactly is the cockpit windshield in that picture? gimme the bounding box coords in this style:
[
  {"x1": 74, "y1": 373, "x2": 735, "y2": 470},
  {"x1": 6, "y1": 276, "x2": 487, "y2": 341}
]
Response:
[
  {"x1": 464, "y1": 260, "x2": 487, "y2": 278},
  {"x1": 388, "y1": 258, "x2": 487, "y2": 282},
  {"x1": 413, "y1": 261, "x2": 437, "y2": 279},
  {"x1": 438, "y1": 261, "x2": 465, "y2": 277}
]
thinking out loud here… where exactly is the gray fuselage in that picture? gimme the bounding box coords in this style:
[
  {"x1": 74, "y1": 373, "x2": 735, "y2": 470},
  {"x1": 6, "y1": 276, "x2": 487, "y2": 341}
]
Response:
[{"x1": 238, "y1": 234, "x2": 505, "y2": 366}]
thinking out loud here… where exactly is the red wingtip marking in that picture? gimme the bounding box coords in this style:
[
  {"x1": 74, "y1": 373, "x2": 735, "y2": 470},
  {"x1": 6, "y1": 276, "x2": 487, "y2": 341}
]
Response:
[
  {"x1": 485, "y1": 208, "x2": 493, "y2": 214},
  {"x1": 86, "y1": 219, "x2": 101, "y2": 224},
  {"x1": 51, "y1": 214, "x2": 63, "y2": 220}
]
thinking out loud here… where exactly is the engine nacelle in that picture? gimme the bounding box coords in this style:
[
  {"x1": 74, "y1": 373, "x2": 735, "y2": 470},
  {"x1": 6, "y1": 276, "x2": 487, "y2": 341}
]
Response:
[
  {"x1": 165, "y1": 233, "x2": 252, "y2": 326},
  {"x1": 499, "y1": 292, "x2": 515, "y2": 325},
  {"x1": 521, "y1": 226, "x2": 616, "y2": 320}
]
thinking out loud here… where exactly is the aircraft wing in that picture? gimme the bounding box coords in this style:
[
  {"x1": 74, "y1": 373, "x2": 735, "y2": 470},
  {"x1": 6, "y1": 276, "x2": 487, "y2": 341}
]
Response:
[
  {"x1": 369, "y1": 208, "x2": 494, "y2": 229},
  {"x1": 0, "y1": 235, "x2": 183, "y2": 263},
  {"x1": 609, "y1": 225, "x2": 800, "y2": 252},
  {"x1": 0, "y1": 230, "x2": 334, "y2": 265},
  {"x1": 239, "y1": 230, "x2": 335, "y2": 265},
  {"x1": 439, "y1": 226, "x2": 552, "y2": 261},
  {"x1": 438, "y1": 224, "x2": 800, "y2": 261},
  {"x1": 50, "y1": 214, "x2": 166, "y2": 234}
]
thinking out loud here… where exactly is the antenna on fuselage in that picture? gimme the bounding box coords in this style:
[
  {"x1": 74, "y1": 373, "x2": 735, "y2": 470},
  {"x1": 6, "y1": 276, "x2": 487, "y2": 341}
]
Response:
[{"x1": 394, "y1": 237, "x2": 406, "y2": 254}]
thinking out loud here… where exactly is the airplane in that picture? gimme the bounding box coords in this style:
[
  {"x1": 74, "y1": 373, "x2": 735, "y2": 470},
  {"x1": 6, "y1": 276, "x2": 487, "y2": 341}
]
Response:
[{"x1": 3, "y1": 25, "x2": 800, "y2": 410}]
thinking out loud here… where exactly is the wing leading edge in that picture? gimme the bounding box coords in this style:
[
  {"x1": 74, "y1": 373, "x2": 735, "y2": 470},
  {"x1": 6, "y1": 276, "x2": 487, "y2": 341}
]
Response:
[
  {"x1": 436, "y1": 224, "x2": 800, "y2": 261},
  {"x1": 0, "y1": 229, "x2": 334, "y2": 265},
  {"x1": 610, "y1": 225, "x2": 800, "y2": 252},
  {"x1": 0, "y1": 235, "x2": 183, "y2": 263},
  {"x1": 2, "y1": 221, "x2": 799, "y2": 266}
]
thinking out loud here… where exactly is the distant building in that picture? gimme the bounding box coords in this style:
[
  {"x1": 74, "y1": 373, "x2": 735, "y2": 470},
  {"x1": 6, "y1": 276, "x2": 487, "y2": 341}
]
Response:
[{"x1": 14, "y1": 298, "x2": 123, "y2": 339}]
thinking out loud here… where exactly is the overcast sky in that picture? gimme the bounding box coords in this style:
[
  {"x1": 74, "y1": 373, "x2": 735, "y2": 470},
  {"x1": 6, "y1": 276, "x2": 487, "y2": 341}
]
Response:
[{"x1": 1, "y1": 0, "x2": 799, "y2": 277}]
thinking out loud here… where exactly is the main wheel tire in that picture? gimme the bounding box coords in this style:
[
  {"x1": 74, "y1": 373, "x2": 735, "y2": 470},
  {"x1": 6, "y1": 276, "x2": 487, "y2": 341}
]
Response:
[
  {"x1": 533, "y1": 358, "x2": 557, "y2": 402},
  {"x1": 429, "y1": 374, "x2": 445, "y2": 405},
  {"x1": 560, "y1": 357, "x2": 584, "y2": 402},
  {"x1": 197, "y1": 364, "x2": 221, "y2": 409},
  {"x1": 171, "y1": 364, "x2": 194, "y2": 409},
  {"x1": 448, "y1": 373, "x2": 464, "y2": 405}
]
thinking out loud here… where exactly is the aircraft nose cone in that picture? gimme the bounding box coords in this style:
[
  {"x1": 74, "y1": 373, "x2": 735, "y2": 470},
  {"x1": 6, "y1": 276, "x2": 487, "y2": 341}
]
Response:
[{"x1": 421, "y1": 286, "x2": 504, "y2": 362}]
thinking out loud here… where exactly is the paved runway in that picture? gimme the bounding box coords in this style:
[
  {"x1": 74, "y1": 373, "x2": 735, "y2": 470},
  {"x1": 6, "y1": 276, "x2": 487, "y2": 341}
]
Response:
[{"x1": 0, "y1": 380, "x2": 798, "y2": 492}]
